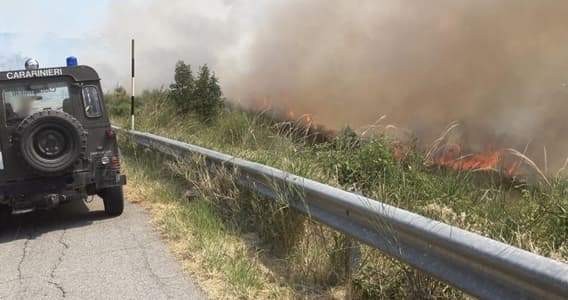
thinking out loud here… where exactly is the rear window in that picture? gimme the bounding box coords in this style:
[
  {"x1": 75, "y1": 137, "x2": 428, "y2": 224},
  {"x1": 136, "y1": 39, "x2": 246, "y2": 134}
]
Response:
[
  {"x1": 82, "y1": 86, "x2": 103, "y2": 118},
  {"x1": 2, "y1": 81, "x2": 71, "y2": 124}
]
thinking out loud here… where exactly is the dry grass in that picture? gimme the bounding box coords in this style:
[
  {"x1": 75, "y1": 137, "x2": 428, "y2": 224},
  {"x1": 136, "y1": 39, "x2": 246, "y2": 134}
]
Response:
[
  {"x1": 505, "y1": 148, "x2": 551, "y2": 186},
  {"x1": 424, "y1": 121, "x2": 462, "y2": 164},
  {"x1": 122, "y1": 153, "x2": 297, "y2": 299},
  {"x1": 558, "y1": 157, "x2": 568, "y2": 177},
  {"x1": 120, "y1": 145, "x2": 359, "y2": 299}
]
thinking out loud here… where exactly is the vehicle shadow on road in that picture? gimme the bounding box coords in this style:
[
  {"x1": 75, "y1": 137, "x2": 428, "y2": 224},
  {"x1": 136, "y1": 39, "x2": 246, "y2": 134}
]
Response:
[{"x1": 0, "y1": 200, "x2": 111, "y2": 244}]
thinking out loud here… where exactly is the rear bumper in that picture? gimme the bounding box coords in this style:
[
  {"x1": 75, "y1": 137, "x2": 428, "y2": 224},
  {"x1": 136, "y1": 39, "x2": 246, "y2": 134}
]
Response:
[
  {"x1": 0, "y1": 171, "x2": 90, "y2": 197},
  {"x1": 0, "y1": 171, "x2": 126, "y2": 202}
]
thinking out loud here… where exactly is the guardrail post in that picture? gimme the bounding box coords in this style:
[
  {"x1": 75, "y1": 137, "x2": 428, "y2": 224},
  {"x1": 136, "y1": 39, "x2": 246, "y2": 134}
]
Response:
[{"x1": 345, "y1": 238, "x2": 362, "y2": 299}]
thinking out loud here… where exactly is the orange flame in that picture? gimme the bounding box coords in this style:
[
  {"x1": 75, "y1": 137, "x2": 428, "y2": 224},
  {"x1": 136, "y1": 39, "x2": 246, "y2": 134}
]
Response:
[{"x1": 431, "y1": 144, "x2": 521, "y2": 177}]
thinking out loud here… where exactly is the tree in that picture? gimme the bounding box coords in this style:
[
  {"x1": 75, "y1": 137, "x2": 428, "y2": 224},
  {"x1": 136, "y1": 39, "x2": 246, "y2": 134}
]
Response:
[
  {"x1": 202, "y1": 69, "x2": 224, "y2": 122},
  {"x1": 208, "y1": 74, "x2": 223, "y2": 111},
  {"x1": 169, "y1": 61, "x2": 195, "y2": 113},
  {"x1": 193, "y1": 65, "x2": 221, "y2": 122},
  {"x1": 168, "y1": 62, "x2": 224, "y2": 122}
]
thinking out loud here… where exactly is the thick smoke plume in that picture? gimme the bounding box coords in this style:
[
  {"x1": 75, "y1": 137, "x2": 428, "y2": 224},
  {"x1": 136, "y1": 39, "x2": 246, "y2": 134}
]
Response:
[
  {"x1": 93, "y1": 0, "x2": 568, "y2": 167},
  {"x1": 230, "y1": 0, "x2": 568, "y2": 167}
]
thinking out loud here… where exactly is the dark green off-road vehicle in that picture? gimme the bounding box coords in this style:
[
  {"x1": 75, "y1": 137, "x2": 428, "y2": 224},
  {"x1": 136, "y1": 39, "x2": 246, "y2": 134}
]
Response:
[{"x1": 0, "y1": 58, "x2": 125, "y2": 216}]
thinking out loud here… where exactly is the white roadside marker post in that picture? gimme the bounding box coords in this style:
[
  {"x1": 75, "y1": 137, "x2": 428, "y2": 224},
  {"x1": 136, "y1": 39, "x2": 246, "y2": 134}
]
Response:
[{"x1": 130, "y1": 39, "x2": 136, "y2": 130}]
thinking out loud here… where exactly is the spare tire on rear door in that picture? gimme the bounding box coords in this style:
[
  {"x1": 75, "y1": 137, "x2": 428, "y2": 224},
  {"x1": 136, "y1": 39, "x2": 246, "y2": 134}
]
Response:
[{"x1": 15, "y1": 110, "x2": 87, "y2": 175}]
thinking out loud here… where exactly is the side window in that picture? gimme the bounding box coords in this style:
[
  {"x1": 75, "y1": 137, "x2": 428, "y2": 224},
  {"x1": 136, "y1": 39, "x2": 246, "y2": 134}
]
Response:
[{"x1": 82, "y1": 86, "x2": 102, "y2": 118}]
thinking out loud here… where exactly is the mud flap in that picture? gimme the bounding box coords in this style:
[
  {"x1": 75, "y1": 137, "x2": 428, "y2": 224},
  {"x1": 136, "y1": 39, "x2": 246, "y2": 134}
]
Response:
[{"x1": 119, "y1": 174, "x2": 127, "y2": 185}]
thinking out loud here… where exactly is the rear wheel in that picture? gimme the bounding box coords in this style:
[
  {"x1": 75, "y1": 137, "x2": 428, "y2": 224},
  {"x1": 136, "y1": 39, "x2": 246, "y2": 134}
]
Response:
[
  {"x1": 15, "y1": 110, "x2": 87, "y2": 175},
  {"x1": 100, "y1": 186, "x2": 124, "y2": 216}
]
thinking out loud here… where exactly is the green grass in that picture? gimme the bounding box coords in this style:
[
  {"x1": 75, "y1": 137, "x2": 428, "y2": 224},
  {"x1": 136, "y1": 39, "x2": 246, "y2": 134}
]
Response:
[{"x1": 113, "y1": 90, "x2": 568, "y2": 299}]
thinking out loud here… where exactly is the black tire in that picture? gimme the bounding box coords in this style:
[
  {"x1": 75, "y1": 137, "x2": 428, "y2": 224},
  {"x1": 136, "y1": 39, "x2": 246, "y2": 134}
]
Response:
[
  {"x1": 100, "y1": 186, "x2": 124, "y2": 216},
  {"x1": 15, "y1": 110, "x2": 87, "y2": 175}
]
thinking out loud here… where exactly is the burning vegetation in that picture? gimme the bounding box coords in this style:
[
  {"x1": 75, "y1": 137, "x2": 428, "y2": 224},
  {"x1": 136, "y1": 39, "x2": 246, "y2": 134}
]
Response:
[
  {"x1": 422, "y1": 122, "x2": 552, "y2": 185},
  {"x1": 266, "y1": 107, "x2": 557, "y2": 185},
  {"x1": 356, "y1": 119, "x2": 556, "y2": 185},
  {"x1": 242, "y1": 105, "x2": 557, "y2": 188},
  {"x1": 228, "y1": 0, "x2": 568, "y2": 173}
]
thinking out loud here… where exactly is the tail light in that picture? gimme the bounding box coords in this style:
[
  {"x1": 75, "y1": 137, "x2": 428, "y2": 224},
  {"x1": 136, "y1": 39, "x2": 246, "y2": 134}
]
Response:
[
  {"x1": 111, "y1": 156, "x2": 121, "y2": 169},
  {"x1": 105, "y1": 129, "x2": 116, "y2": 139}
]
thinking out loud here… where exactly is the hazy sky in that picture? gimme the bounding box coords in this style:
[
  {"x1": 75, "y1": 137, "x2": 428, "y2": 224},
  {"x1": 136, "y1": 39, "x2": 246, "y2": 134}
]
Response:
[
  {"x1": 0, "y1": 0, "x2": 112, "y2": 68},
  {"x1": 2, "y1": 0, "x2": 110, "y2": 34}
]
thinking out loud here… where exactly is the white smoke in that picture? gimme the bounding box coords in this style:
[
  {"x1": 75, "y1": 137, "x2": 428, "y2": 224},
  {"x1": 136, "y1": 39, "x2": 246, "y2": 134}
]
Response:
[{"x1": 82, "y1": 0, "x2": 267, "y2": 91}]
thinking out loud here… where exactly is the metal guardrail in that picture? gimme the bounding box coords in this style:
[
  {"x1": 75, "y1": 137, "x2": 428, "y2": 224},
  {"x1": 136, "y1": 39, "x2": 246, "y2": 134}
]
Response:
[{"x1": 119, "y1": 128, "x2": 568, "y2": 300}]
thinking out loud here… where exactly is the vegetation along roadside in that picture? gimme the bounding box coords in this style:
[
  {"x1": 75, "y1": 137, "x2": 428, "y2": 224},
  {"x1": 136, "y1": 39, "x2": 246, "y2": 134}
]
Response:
[{"x1": 110, "y1": 61, "x2": 568, "y2": 299}]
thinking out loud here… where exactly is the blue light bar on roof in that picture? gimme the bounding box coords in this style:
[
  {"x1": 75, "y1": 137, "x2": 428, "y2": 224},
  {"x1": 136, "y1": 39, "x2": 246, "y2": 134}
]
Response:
[{"x1": 66, "y1": 56, "x2": 78, "y2": 67}]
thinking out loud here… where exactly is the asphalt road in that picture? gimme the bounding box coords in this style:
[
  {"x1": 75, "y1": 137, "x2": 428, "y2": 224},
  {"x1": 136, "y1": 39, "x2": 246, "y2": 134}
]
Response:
[{"x1": 0, "y1": 199, "x2": 205, "y2": 300}]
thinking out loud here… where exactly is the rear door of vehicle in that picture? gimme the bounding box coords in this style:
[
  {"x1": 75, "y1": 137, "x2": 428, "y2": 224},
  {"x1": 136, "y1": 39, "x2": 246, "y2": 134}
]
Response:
[{"x1": 0, "y1": 78, "x2": 81, "y2": 181}]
